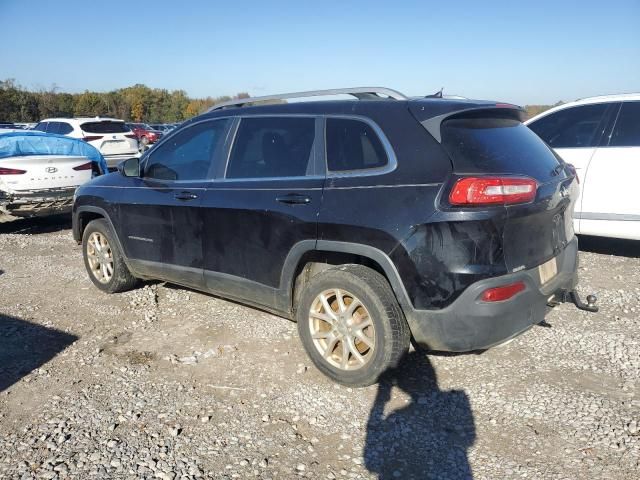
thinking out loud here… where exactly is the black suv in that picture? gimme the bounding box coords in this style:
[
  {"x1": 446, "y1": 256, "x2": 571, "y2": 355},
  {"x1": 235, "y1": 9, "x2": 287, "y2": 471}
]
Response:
[{"x1": 72, "y1": 87, "x2": 593, "y2": 386}]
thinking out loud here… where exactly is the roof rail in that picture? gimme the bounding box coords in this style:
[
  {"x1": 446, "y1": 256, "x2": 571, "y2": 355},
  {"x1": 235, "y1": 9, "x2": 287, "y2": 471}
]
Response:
[{"x1": 206, "y1": 87, "x2": 408, "y2": 112}]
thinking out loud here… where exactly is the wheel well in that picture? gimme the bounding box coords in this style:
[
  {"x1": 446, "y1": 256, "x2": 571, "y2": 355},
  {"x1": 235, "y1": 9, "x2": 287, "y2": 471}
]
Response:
[
  {"x1": 78, "y1": 211, "x2": 104, "y2": 239},
  {"x1": 291, "y1": 250, "x2": 389, "y2": 314}
]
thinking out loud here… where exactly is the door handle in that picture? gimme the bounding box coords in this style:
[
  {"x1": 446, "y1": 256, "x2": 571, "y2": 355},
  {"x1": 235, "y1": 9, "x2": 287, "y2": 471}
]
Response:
[
  {"x1": 276, "y1": 193, "x2": 311, "y2": 205},
  {"x1": 174, "y1": 191, "x2": 198, "y2": 201}
]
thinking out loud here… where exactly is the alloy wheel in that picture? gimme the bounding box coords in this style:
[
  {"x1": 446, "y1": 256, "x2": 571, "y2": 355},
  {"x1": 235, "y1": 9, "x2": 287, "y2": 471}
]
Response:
[
  {"x1": 86, "y1": 231, "x2": 114, "y2": 284},
  {"x1": 308, "y1": 288, "x2": 375, "y2": 371}
]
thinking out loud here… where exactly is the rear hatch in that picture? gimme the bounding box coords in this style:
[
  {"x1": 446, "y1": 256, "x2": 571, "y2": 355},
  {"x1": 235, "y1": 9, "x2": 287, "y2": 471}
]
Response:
[
  {"x1": 414, "y1": 104, "x2": 577, "y2": 273},
  {"x1": 0, "y1": 155, "x2": 93, "y2": 192},
  {"x1": 80, "y1": 120, "x2": 138, "y2": 155}
]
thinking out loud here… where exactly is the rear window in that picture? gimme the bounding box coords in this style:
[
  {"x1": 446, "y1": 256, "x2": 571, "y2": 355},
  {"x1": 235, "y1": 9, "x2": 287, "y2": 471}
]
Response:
[
  {"x1": 441, "y1": 117, "x2": 561, "y2": 182},
  {"x1": 326, "y1": 118, "x2": 388, "y2": 172},
  {"x1": 81, "y1": 121, "x2": 129, "y2": 134}
]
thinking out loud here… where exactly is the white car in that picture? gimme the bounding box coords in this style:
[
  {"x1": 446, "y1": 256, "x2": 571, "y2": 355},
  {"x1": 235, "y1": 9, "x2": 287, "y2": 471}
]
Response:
[
  {"x1": 526, "y1": 94, "x2": 640, "y2": 240},
  {"x1": 0, "y1": 131, "x2": 104, "y2": 218},
  {"x1": 34, "y1": 117, "x2": 139, "y2": 170}
]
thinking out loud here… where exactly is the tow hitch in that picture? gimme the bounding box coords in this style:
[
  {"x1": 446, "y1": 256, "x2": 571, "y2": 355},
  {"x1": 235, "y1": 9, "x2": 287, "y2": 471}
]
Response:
[{"x1": 548, "y1": 290, "x2": 599, "y2": 312}]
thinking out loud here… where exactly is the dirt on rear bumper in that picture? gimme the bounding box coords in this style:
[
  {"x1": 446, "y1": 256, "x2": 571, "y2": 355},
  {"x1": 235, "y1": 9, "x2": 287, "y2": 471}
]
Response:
[{"x1": 406, "y1": 237, "x2": 580, "y2": 352}]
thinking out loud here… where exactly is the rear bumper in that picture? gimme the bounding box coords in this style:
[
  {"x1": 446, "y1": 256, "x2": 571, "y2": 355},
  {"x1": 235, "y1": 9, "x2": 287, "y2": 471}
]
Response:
[
  {"x1": 406, "y1": 237, "x2": 579, "y2": 352},
  {"x1": 0, "y1": 187, "x2": 76, "y2": 217}
]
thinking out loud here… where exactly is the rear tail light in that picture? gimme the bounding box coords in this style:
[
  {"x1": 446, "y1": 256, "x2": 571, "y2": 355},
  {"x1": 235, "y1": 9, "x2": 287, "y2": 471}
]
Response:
[
  {"x1": 481, "y1": 281, "x2": 526, "y2": 302},
  {"x1": 82, "y1": 135, "x2": 103, "y2": 142},
  {"x1": 73, "y1": 162, "x2": 93, "y2": 171},
  {"x1": 0, "y1": 167, "x2": 26, "y2": 175},
  {"x1": 125, "y1": 134, "x2": 137, "y2": 139},
  {"x1": 449, "y1": 176, "x2": 537, "y2": 206}
]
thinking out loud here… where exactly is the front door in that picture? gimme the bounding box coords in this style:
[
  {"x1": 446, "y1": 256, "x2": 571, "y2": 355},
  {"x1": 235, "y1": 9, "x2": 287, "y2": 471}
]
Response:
[
  {"x1": 117, "y1": 118, "x2": 232, "y2": 287},
  {"x1": 200, "y1": 116, "x2": 324, "y2": 312}
]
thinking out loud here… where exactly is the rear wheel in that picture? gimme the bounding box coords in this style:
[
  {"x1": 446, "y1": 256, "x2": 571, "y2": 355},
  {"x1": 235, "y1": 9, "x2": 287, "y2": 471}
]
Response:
[
  {"x1": 296, "y1": 265, "x2": 410, "y2": 387},
  {"x1": 82, "y1": 219, "x2": 139, "y2": 293}
]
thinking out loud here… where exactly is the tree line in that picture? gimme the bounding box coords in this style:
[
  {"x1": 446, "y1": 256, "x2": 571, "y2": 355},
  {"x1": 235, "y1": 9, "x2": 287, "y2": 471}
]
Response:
[
  {"x1": 0, "y1": 79, "x2": 249, "y2": 123},
  {"x1": 1, "y1": 79, "x2": 561, "y2": 123}
]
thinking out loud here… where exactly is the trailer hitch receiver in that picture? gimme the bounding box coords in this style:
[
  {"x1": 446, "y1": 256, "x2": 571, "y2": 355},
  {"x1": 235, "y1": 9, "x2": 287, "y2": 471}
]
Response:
[{"x1": 569, "y1": 291, "x2": 598, "y2": 312}]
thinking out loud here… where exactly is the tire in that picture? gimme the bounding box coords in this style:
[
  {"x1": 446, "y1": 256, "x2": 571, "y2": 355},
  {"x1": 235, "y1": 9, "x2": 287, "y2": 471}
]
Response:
[
  {"x1": 82, "y1": 218, "x2": 140, "y2": 293},
  {"x1": 296, "y1": 265, "x2": 410, "y2": 387}
]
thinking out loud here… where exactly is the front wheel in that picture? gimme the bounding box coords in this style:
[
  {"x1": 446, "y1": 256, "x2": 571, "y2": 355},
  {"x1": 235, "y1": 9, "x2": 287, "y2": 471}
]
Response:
[
  {"x1": 82, "y1": 218, "x2": 140, "y2": 293},
  {"x1": 296, "y1": 265, "x2": 410, "y2": 387}
]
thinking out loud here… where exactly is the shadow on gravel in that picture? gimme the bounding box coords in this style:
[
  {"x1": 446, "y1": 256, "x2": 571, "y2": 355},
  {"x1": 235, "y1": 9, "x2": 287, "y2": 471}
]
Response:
[
  {"x1": 0, "y1": 214, "x2": 71, "y2": 235},
  {"x1": 0, "y1": 313, "x2": 78, "y2": 392},
  {"x1": 364, "y1": 351, "x2": 475, "y2": 479},
  {"x1": 578, "y1": 235, "x2": 640, "y2": 258}
]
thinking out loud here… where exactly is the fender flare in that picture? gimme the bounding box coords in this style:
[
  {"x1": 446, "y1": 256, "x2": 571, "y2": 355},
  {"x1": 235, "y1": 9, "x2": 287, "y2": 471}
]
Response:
[
  {"x1": 75, "y1": 205, "x2": 131, "y2": 269},
  {"x1": 279, "y1": 240, "x2": 413, "y2": 311}
]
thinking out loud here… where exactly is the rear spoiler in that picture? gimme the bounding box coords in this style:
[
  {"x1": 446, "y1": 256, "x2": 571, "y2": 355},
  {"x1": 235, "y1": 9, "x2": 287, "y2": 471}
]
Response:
[{"x1": 411, "y1": 104, "x2": 525, "y2": 143}]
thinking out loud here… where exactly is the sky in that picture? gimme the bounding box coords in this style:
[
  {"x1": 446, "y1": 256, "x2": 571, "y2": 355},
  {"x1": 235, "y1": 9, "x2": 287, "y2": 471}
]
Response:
[{"x1": 0, "y1": 0, "x2": 638, "y2": 105}]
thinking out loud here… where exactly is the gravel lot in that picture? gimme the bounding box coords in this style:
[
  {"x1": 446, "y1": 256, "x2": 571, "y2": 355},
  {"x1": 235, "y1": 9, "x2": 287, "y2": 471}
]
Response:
[{"x1": 0, "y1": 216, "x2": 638, "y2": 479}]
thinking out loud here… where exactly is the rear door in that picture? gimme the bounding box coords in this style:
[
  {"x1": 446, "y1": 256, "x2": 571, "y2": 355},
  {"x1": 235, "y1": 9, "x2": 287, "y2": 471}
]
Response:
[
  {"x1": 116, "y1": 118, "x2": 231, "y2": 287},
  {"x1": 200, "y1": 115, "x2": 323, "y2": 311},
  {"x1": 526, "y1": 103, "x2": 615, "y2": 232},
  {"x1": 580, "y1": 101, "x2": 640, "y2": 239}
]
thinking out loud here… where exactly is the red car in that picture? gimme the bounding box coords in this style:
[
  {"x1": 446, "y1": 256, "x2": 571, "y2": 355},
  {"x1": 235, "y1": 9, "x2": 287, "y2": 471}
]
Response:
[{"x1": 126, "y1": 123, "x2": 163, "y2": 148}]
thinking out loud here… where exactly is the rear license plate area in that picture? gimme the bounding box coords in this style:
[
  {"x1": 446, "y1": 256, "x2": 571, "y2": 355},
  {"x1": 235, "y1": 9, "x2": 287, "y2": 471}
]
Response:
[
  {"x1": 538, "y1": 257, "x2": 558, "y2": 285},
  {"x1": 101, "y1": 140, "x2": 125, "y2": 152}
]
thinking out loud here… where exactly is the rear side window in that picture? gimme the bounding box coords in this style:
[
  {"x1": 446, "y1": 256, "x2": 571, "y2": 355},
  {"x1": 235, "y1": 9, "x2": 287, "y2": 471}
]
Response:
[
  {"x1": 442, "y1": 117, "x2": 561, "y2": 182},
  {"x1": 527, "y1": 104, "x2": 608, "y2": 148},
  {"x1": 34, "y1": 122, "x2": 48, "y2": 132},
  {"x1": 81, "y1": 121, "x2": 129, "y2": 134},
  {"x1": 610, "y1": 102, "x2": 640, "y2": 147},
  {"x1": 48, "y1": 121, "x2": 73, "y2": 135},
  {"x1": 226, "y1": 117, "x2": 315, "y2": 179},
  {"x1": 326, "y1": 118, "x2": 388, "y2": 171},
  {"x1": 144, "y1": 119, "x2": 229, "y2": 181}
]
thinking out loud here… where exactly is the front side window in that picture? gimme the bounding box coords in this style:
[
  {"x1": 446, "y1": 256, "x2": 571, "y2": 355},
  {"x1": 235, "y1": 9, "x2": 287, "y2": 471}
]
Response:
[
  {"x1": 144, "y1": 119, "x2": 229, "y2": 181},
  {"x1": 326, "y1": 118, "x2": 388, "y2": 171},
  {"x1": 610, "y1": 102, "x2": 640, "y2": 147},
  {"x1": 226, "y1": 117, "x2": 316, "y2": 179},
  {"x1": 527, "y1": 103, "x2": 609, "y2": 148}
]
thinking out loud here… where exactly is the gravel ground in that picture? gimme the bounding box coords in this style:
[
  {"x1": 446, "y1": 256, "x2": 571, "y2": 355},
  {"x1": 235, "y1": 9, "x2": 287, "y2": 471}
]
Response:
[{"x1": 0, "y1": 215, "x2": 638, "y2": 480}]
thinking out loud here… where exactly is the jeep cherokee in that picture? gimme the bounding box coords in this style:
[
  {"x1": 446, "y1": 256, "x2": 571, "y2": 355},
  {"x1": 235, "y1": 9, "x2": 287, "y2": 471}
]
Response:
[{"x1": 72, "y1": 87, "x2": 596, "y2": 386}]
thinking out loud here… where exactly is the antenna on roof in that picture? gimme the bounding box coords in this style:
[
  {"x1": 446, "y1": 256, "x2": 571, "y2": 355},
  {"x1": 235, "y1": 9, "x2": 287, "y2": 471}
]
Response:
[{"x1": 425, "y1": 88, "x2": 444, "y2": 99}]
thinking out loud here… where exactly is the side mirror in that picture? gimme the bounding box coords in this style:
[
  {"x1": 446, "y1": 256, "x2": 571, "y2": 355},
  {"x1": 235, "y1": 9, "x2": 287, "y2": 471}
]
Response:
[{"x1": 119, "y1": 157, "x2": 140, "y2": 177}]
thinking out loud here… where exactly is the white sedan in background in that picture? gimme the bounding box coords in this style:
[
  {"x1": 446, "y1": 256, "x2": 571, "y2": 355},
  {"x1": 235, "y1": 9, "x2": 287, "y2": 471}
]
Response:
[
  {"x1": 526, "y1": 93, "x2": 640, "y2": 240},
  {"x1": 0, "y1": 131, "x2": 105, "y2": 218}
]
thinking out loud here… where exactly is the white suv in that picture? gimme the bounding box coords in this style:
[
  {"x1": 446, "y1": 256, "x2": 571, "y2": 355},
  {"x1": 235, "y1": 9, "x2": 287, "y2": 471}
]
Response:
[
  {"x1": 526, "y1": 94, "x2": 640, "y2": 241},
  {"x1": 34, "y1": 117, "x2": 139, "y2": 169}
]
